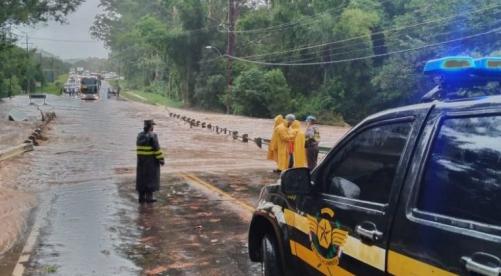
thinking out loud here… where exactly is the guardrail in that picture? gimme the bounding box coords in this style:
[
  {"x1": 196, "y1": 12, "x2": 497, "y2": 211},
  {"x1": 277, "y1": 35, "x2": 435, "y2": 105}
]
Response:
[
  {"x1": 0, "y1": 109, "x2": 56, "y2": 162},
  {"x1": 257, "y1": 138, "x2": 331, "y2": 153},
  {"x1": 168, "y1": 112, "x2": 331, "y2": 154},
  {"x1": 29, "y1": 94, "x2": 47, "y2": 105}
]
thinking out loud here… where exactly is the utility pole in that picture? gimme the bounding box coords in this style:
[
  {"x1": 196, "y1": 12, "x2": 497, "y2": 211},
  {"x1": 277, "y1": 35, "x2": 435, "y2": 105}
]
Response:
[
  {"x1": 25, "y1": 34, "x2": 31, "y2": 95},
  {"x1": 39, "y1": 52, "x2": 43, "y2": 93},
  {"x1": 117, "y1": 56, "x2": 121, "y2": 99},
  {"x1": 51, "y1": 57, "x2": 55, "y2": 83},
  {"x1": 8, "y1": 25, "x2": 12, "y2": 98},
  {"x1": 226, "y1": 0, "x2": 237, "y2": 114}
]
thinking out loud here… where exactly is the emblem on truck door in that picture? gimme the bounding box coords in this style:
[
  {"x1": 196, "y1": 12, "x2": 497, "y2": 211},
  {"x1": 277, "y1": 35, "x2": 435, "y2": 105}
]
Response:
[{"x1": 308, "y1": 208, "x2": 349, "y2": 266}]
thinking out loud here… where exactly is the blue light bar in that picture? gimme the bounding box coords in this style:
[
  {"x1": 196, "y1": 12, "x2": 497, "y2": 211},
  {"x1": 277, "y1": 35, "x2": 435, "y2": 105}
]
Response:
[
  {"x1": 423, "y1": 56, "x2": 475, "y2": 75},
  {"x1": 475, "y1": 57, "x2": 501, "y2": 75}
]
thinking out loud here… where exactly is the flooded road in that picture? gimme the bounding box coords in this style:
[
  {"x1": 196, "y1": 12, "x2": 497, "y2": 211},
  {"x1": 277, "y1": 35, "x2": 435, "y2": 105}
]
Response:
[{"x1": 0, "y1": 84, "x2": 349, "y2": 275}]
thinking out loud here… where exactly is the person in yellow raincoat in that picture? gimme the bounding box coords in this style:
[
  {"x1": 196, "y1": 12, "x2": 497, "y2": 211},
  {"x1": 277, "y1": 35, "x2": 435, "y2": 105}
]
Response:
[
  {"x1": 267, "y1": 115, "x2": 284, "y2": 173},
  {"x1": 274, "y1": 114, "x2": 295, "y2": 172},
  {"x1": 288, "y1": 120, "x2": 307, "y2": 168}
]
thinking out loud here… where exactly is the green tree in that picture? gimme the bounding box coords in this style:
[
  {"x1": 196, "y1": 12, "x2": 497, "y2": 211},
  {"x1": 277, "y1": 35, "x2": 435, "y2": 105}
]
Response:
[
  {"x1": 91, "y1": 0, "x2": 501, "y2": 124},
  {"x1": 0, "y1": 0, "x2": 82, "y2": 98},
  {"x1": 0, "y1": 0, "x2": 84, "y2": 26},
  {"x1": 232, "y1": 68, "x2": 291, "y2": 117}
]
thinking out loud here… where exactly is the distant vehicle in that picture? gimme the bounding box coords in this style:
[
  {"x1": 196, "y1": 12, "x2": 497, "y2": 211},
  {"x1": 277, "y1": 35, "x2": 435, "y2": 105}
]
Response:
[
  {"x1": 90, "y1": 72, "x2": 104, "y2": 81},
  {"x1": 104, "y1": 72, "x2": 118, "y2": 80},
  {"x1": 80, "y1": 76, "x2": 100, "y2": 100},
  {"x1": 247, "y1": 56, "x2": 501, "y2": 276},
  {"x1": 64, "y1": 77, "x2": 80, "y2": 95},
  {"x1": 76, "y1": 67, "x2": 84, "y2": 75}
]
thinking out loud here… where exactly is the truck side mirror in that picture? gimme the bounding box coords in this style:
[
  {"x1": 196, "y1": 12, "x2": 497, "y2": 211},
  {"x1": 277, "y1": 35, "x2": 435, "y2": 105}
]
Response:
[{"x1": 280, "y1": 168, "x2": 312, "y2": 195}]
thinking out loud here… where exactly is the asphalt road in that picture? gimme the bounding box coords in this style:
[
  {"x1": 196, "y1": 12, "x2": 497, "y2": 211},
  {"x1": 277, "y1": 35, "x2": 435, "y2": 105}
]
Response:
[{"x1": 1, "y1": 83, "x2": 286, "y2": 275}]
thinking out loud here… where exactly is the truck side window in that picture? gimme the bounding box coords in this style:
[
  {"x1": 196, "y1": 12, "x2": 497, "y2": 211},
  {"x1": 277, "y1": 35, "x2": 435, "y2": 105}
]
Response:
[
  {"x1": 417, "y1": 116, "x2": 501, "y2": 226},
  {"x1": 320, "y1": 122, "x2": 412, "y2": 204}
]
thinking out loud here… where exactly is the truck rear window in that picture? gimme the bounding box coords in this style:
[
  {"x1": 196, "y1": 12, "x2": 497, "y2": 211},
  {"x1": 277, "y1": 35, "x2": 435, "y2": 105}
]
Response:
[{"x1": 417, "y1": 115, "x2": 501, "y2": 226}]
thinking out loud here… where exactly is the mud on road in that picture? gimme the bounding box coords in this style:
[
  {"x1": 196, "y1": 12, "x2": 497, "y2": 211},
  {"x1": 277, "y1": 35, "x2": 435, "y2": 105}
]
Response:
[
  {"x1": 0, "y1": 85, "x2": 349, "y2": 275},
  {"x1": 117, "y1": 174, "x2": 266, "y2": 276}
]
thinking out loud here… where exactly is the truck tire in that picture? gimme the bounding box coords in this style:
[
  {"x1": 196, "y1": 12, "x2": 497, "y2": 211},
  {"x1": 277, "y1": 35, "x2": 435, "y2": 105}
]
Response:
[{"x1": 262, "y1": 234, "x2": 283, "y2": 276}]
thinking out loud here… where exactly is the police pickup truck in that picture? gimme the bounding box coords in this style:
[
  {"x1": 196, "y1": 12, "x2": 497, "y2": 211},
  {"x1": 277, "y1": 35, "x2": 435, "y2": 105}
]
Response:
[{"x1": 248, "y1": 56, "x2": 501, "y2": 276}]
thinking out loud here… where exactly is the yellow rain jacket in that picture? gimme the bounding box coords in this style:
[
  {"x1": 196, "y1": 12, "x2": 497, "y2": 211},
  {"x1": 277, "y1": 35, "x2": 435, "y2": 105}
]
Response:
[
  {"x1": 267, "y1": 115, "x2": 284, "y2": 162},
  {"x1": 276, "y1": 122, "x2": 292, "y2": 171},
  {"x1": 289, "y1": 120, "x2": 307, "y2": 168}
]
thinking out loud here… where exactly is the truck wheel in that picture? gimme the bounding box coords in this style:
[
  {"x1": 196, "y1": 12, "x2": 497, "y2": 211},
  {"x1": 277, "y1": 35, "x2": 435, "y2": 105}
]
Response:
[{"x1": 262, "y1": 234, "x2": 283, "y2": 276}]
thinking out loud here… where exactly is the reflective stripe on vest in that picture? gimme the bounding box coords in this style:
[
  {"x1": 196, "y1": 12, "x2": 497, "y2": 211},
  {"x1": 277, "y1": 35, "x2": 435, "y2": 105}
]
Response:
[{"x1": 137, "y1": 148, "x2": 164, "y2": 158}]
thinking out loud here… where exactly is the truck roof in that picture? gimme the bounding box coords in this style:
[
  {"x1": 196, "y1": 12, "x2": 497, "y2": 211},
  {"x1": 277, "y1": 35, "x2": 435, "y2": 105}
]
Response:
[{"x1": 363, "y1": 94, "x2": 501, "y2": 125}]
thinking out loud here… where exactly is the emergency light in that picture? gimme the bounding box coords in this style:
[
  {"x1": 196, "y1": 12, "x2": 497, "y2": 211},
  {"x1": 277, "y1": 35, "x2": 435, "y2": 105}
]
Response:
[
  {"x1": 423, "y1": 56, "x2": 501, "y2": 77},
  {"x1": 475, "y1": 57, "x2": 501, "y2": 75},
  {"x1": 421, "y1": 56, "x2": 501, "y2": 102},
  {"x1": 423, "y1": 56, "x2": 476, "y2": 75}
]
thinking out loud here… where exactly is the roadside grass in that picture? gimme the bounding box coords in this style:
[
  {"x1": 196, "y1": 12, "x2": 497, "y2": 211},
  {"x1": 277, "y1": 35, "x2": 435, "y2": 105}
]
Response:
[
  {"x1": 41, "y1": 73, "x2": 69, "y2": 96},
  {"x1": 44, "y1": 265, "x2": 58, "y2": 273},
  {"x1": 43, "y1": 83, "x2": 61, "y2": 95},
  {"x1": 122, "y1": 90, "x2": 183, "y2": 108}
]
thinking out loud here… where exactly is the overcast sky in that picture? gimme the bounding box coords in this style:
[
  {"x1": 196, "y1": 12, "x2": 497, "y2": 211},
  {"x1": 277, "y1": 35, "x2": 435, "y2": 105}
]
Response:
[{"x1": 20, "y1": 0, "x2": 109, "y2": 60}]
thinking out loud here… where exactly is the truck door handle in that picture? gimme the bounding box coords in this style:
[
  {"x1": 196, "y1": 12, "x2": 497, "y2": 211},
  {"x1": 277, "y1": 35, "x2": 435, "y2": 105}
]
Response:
[
  {"x1": 461, "y1": 252, "x2": 500, "y2": 276},
  {"x1": 355, "y1": 222, "x2": 383, "y2": 242}
]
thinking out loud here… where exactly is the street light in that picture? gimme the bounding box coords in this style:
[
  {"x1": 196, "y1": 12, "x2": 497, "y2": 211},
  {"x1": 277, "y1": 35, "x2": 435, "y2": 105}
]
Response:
[
  {"x1": 205, "y1": 45, "x2": 224, "y2": 57},
  {"x1": 205, "y1": 45, "x2": 232, "y2": 114}
]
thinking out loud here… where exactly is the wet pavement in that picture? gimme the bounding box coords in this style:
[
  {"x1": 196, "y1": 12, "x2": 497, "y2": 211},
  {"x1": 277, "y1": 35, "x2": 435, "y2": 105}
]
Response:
[
  {"x1": 117, "y1": 175, "x2": 262, "y2": 276},
  {"x1": 0, "y1": 84, "x2": 350, "y2": 275}
]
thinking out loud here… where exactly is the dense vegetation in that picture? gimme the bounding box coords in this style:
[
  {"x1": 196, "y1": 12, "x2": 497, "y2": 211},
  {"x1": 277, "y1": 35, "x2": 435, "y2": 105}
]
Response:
[
  {"x1": 39, "y1": 1, "x2": 501, "y2": 123},
  {"x1": 0, "y1": 0, "x2": 82, "y2": 98}
]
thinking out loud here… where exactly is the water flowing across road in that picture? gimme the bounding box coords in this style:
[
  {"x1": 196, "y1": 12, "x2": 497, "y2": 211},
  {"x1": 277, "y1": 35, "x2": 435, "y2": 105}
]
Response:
[
  {"x1": 12, "y1": 85, "x2": 142, "y2": 275},
  {"x1": 0, "y1": 83, "x2": 349, "y2": 275}
]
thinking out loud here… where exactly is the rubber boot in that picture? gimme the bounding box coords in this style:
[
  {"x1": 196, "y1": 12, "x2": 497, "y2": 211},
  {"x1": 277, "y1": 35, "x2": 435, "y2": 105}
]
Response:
[
  {"x1": 146, "y1": 192, "x2": 157, "y2": 203},
  {"x1": 138, "y1": 192, "x2": 146, "y2": 203}
]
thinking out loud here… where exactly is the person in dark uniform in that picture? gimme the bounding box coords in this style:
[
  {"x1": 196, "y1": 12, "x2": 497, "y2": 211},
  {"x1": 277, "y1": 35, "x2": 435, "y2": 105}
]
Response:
[
  {"x1": 305, "y1": 115, "x2": 320, "y2": 170},
  {"x1": 136, "y1": 120, "x2": 164, "y2": 203}
]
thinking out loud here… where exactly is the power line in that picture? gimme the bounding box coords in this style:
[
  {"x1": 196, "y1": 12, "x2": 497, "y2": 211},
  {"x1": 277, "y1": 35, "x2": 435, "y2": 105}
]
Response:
[
  {"x1": 220, "y1": 0, "x2": 398, "y2": 34},
  {"x1": 29, "y1": 37, "x2": 98, "y2": 43},
  {"x1": 201, "y1": 6, "x2": 500, "y2": 64},
  {"x1": 10, "y1": 33, "x2": 98, "y2": 43},
  {"x1": 219, "y1": 6, "x2": 340, "y2": 34},
  {"x1": 225, "y1": 26, "x2": 501, "y2": 66},
  {"x1": 238, "y1": 4, "x2": 501, "y2": 59},
  {"x1": 270, "y1": 18, "x2": 501, "y2": 64}
]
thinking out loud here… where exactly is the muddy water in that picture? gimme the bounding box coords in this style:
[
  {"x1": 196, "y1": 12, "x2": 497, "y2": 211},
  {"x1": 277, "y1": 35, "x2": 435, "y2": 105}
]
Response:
[
  {"x1": 167, "y1": 106, "x2": 351, "y2": 148},
  {"x1": 1, "y1": 86, "x2": 349, "y2": 275},
  {"x1": 8, "y1": 88, "x2": 142, "y2": 275},
  {"x1": 1, "y1": 84, "x2": 287, "y2": 275},
  {"x1": 0, "y1": 96, "x2": 52, "y2": 273}
]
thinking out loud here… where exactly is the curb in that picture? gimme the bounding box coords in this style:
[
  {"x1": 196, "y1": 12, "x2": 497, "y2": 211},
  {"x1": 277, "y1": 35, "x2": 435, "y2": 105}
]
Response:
[{"x1": 11, "y1": 192, "x2": 52, "y2": 276}]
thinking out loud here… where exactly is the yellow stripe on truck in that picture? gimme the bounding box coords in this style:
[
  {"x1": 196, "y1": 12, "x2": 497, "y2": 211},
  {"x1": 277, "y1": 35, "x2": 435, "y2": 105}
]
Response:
[
  {"x1": 284, "y1": 208, "x2": 456, "y2": 275},
  {"x1": 387, "y1": 250, "x2": 457, "y2": 276},
  {"x1": 284, "y1": 208, "x2": 385, "y2": 271},
  {"x1": 284, "y1": 208, "x2": 310, "y2": 234},
  {"x1": 343, "y1": 235, "x2": 386, "y2": 271},
  {"x1": 289, "y1": 240, "x2": 354, "y2": 276}
]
